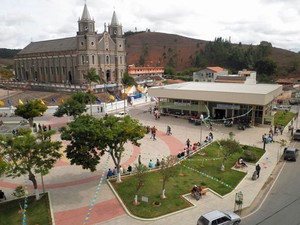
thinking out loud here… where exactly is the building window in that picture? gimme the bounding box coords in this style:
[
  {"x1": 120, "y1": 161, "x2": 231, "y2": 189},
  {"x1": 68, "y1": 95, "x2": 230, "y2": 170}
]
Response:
[
  {"x1": 106, "y1": 55, "x2": 109, "y2": 64},
  {"x1": 120, "y1": 56, "x2": 122, "y2": 64},
  {"x1": 92, "y1": 55, "x2": 95, "y2": 64},
  {"x1": 81, "y1": 42, "x2": 84, "y2": 46},
  {"x1": 82, "y1": 56, "x2": 85, "y2": 64},
  {"x1": 91, "y1": 42, "x2": 94, "y2": 46}
]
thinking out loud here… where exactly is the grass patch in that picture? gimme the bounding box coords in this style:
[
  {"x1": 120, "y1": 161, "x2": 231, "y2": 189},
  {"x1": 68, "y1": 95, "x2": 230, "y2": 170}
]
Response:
[
  {"x1": 113, "y1": 142, "x2": 264, "y2": 218},
  {"x1": 0, "y1": 194, "x2": 52, "y2": 225},
  {"x1": 274, "y1": 111, "x2": 295, "y2": 126}
]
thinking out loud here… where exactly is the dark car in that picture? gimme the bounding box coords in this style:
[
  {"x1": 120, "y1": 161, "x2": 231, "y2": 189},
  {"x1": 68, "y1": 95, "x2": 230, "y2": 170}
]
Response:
[
  {"x1": 289, "y1": 99, "x2": 300, "y2": 105},
  {"x1": 293, "y1": 129, "x2": 300, "y2": 140},
  {"x1": 283, "y1": 147, "x2": 299, "y2": 161}
]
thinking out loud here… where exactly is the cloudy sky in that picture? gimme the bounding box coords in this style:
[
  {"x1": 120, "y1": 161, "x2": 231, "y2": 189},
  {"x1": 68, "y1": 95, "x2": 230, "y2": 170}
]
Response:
[{"x1": 1, "y1": 0, "x2": 300, "y2": 52}]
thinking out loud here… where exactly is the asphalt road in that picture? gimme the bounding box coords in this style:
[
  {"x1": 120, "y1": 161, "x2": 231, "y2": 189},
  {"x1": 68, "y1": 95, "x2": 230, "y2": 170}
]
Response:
[{"x1": 242, "y1": 141, "x2": 300, "y2": 225}]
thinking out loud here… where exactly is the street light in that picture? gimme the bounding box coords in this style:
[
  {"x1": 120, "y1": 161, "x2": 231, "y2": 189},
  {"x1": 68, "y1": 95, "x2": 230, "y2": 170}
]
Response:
[{"x1": 36, "y1": 138, "x2": 45, "y2": 194}]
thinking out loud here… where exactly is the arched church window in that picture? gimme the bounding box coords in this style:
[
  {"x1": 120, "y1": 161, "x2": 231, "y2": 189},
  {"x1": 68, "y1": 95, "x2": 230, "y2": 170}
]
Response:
[{"x1": 106, "y1": 55, "x2": 109, "y2": 64}]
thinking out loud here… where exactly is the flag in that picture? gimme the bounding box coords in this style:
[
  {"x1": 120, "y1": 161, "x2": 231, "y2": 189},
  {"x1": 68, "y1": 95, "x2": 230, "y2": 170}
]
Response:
[
  {"x1": 115, "y1": 95, "x2": 120, "y2": 100},
  {"x1": 0, "y1": 101, "x2": 4, "y2": 106},
  {"x1": 7, "y1": 100, "x2": 12, "y2": 105},
  {"x1": 61, "y1": 99, "x2": 64, "y2": 103},
  {"x1": 96, "y1": 97, "x2": 101, "y2": 103},
  {"x1": 51, "y1": 98, "x2": 57, "y2": 103},
  {"x1": 19, "y1": 99, "x2": 24, "y2": 105},
  {"x1": 40, "y1": 99, "x2": 45, "y2": 105}
]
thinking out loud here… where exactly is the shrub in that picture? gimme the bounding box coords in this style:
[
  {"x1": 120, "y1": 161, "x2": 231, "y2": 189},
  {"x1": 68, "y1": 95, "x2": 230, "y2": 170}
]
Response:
[
  {"x1": 243, "y1": 150, "x2": 256, "y2": 162},
  {"x1": 11, "y1": 186, "x2": 25, "y2": 198}
]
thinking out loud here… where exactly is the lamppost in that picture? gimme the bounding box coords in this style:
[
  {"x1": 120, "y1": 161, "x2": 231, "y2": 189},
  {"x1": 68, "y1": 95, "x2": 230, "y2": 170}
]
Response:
[{"x1": 36, "y1": 138, "x2": 45, "y2": 194}]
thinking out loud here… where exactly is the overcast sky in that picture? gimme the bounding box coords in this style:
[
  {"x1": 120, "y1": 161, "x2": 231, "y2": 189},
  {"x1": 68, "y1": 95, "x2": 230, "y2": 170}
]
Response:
[{"x1": 1, "y1": 0, "x2": 300, "y2": 52}]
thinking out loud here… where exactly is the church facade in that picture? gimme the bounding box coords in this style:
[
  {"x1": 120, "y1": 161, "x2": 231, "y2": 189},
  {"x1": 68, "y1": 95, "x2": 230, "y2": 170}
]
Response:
[{"x1": 14, "y1": 4, "x2": 126, "y2": 85}]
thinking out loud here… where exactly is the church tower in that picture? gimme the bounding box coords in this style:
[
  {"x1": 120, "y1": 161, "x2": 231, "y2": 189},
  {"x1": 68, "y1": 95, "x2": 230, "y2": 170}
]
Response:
[
  {"x1": 76, "y1": 3, "x2": 98, "y2": 84},
  {"x1": 107, "y1": 11, "x2": 126, "y2": 84},
  {"x1": 77, "y1": 3, "x2": 95, "y2": 35}
]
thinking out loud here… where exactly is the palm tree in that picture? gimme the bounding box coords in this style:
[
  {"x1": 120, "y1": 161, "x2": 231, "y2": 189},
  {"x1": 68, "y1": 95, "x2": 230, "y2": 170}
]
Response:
[
  {"x1": 121, "y1": 72, "x2": 136, "y2": 113},
  {"x1": 84, "y1": 68, "x2": 104, "y2": 115}
]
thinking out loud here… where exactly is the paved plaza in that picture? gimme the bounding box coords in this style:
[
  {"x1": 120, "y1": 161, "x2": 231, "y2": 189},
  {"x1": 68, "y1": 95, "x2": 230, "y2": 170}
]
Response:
[{"x1": 0, "y1": 102, "x2": 294, "y2": 225}]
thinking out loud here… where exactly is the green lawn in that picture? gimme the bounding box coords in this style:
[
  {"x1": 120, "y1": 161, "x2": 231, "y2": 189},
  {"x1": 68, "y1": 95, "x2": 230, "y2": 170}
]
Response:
[
  {"x1": 0, "y1": 194, "x2": 51, "y2": 225},
  {"x1": 274, "y1": 111, "x2": 295, "y2": 126},
  {"x1": 112, "y1": 142, "x2": 265, "y2": 218}
]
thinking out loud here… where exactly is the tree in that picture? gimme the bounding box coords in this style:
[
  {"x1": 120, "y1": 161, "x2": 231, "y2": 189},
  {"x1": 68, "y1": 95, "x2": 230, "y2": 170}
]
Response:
[
  {"x1": 276, "y1": 139, "x2": 287, "y2": 162},
  {"x1": 0, "y1": 129, "x2": 62, "y2": 200},
  {"x1": 60, "y1": 115, "x2": 146, "y2": 183},
  {"x1": 219, "y1": 138, "x2": 242, "y2": 171},
  {"x1": 121, "y1": 72, "x2": 136, "y2": 113},
  {"x1": 84, "y1": 68, "x2": 103, "y2": 115},
  {"x1": 14, "y1": 99, "x2": 47, "y2": 127},
  {"x1": 159, "y1": 155, "x2": 177, "y2": 199},
  {"x1": 53, "y1": 92, "x2": 96, "y2": 119},
  {"x1": 133, "y1": 164, "x2": 148, "y2": 205}
]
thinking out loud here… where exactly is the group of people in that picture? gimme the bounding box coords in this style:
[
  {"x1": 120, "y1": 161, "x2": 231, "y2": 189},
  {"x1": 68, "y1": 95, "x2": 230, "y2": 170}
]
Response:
[
  {"x1": 149, "y1": 158, "x2": 165, "y2": 168},
  {"x1": 106, "y1": 165, "x2": 133, "y2": 179},
  {"x1": 33, "y1": 123, "x2": 51, "y2": 133},
  {"x1": 177, "y1": 138, "x2": 200, "y2": 159},
  {"x1": 204, "y1": 132, "x2": 214, "y2": 143},
  {"x1": 191, "y1": 185, "x2": 203, "y2": 200}
]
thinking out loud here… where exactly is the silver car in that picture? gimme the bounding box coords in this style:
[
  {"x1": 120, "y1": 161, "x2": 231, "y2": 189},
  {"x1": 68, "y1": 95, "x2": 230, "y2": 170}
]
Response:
[{"x1": 197, "y1": 210, "x2": 241, "y2": 225}]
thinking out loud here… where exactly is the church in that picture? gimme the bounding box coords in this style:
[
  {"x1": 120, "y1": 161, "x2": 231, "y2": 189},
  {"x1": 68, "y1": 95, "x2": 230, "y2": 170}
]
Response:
[{"x1": 14, "y1": 4, "x2": 126, "y2": 85}]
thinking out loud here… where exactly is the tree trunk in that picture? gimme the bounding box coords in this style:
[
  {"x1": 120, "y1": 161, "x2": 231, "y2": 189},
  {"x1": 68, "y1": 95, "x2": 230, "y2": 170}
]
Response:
[
  {"x1": 161, "y1": 189, "x2": 166, "y2": 199},
  {"x1": 29, "y1": 118, "x2": 34, "y2": 127},
  {"x1": 123, "y1": 86, "x2": 126, "y2": 113},
  {"x1": 116, "y1": 172, "x2": 122, "y2": 183},
  {"x1": 28, "y1": 171, "x2": 39, "y2": 200}
]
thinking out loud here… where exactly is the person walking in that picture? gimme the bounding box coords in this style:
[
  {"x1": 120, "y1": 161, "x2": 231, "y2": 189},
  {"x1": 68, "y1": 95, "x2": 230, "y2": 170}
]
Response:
[
  {"x1": 256, "y1": 164, "x2": 261, "y2": 178},
  {"x1": 186, "y1": 138, "x2": 191, "y2": 148},
  {"x1": 166, "y1": 125, "x2": 172, "y2": 135}
]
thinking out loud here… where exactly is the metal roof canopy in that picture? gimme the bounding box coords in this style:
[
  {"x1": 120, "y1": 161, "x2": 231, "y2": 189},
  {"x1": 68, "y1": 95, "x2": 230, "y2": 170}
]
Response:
[{"x1": 148, "y1": 82, "x2": 283, "y2": 106}]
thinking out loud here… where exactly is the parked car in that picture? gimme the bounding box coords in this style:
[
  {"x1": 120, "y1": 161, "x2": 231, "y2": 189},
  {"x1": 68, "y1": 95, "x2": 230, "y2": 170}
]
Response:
[
  {"x1": 293, "y1": 129, "x2": 300, "y2": 140},
  {"x1": 272, "y1": 105, "x2": 291, "y2": 111},
  {"x1": 289, "y1": 98, "x2": 300, "y2": 105},
  {"x1": 114, "y1": 111, "x2": 129, "y2": 118},
  {"x1": 197, "y1": 210, "x2": 241, "y2": 225},
  {"x1": 283, "y1": 147, "x2": 299, "y2": 161}
]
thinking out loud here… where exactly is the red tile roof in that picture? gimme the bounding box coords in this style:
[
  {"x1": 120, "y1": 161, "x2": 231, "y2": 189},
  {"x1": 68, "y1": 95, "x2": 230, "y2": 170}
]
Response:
[{"x1": 207, "y1": 66, "x2": 224, "y2": 72}]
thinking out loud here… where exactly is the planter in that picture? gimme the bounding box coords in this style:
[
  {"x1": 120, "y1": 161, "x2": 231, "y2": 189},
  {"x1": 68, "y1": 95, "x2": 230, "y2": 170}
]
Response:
[{"x1": 152, "y1": 201, "x2": 161, "y2": 207}]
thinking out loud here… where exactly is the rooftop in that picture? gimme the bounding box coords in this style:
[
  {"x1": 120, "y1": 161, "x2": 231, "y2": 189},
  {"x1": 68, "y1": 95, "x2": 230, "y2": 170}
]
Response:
[{"x1": 156, "y1": 82, "x2": 281, "y2": 95}]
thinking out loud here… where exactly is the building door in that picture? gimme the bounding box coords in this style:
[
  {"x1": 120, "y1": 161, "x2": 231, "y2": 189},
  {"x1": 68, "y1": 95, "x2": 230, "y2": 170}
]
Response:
[
  {"x1": 68, "y1": 71, "x2": 72, "y2": 84},
  {"x1": 106, "y1": 70, "x2": 111, "y2": 82},
  {"x1": 214, "y1": 109, "x2": 226, "y2": 119}
]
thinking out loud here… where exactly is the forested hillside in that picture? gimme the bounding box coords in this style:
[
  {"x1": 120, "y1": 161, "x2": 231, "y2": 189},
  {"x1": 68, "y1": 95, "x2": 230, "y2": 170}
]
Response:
[{"x1": 1, "y1": 32, "x2": 300, "y2": 83}]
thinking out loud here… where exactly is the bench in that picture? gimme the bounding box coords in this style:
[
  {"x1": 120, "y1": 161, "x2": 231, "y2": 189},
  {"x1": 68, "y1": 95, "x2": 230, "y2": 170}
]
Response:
[
  {"x1": 235, "y1": 161, "x2": 242, "y2": 169},
  {"x1": 191, "y1": 186, "x2": 208, "y2": 199}
]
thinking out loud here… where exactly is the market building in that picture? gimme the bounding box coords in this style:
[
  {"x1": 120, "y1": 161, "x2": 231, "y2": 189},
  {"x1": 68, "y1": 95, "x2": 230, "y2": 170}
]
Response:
[
  {"x1": 148, "y1": 82, "x2": 283, "y2": 125},
  {"x1": 14, "y1": 4, "x2": 126, "y2": 85}
]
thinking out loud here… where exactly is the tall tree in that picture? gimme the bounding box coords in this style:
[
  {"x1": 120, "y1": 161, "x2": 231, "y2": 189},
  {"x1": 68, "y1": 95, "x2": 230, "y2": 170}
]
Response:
[
  {"x1": 84, "y1": 68, "x2": 103, "y2": 115},
  {"x1": 53, "y1": 92, "x2": 96, "y2": 119},
  {"x1": 60, "y1": 115, "x2": 146, "y2": 182},
  {"x1": 159, "y1": 155, "x2": 177, "y2": 199},
  {"x1": 121, "y1": 72, "x2": 136, "y2": 113},
  {"x1": 14, "y1": 99, "x2": 47, "y2": 127},
  {"x1": 133, "y1": 164, "x2": 148, "y2": 205},
  {"x1": 219, "y1": 138, "x2": 242, "y2": 171},
  {"x1": 0, "y1": 129, "x2": 62, "y2": 200}
]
